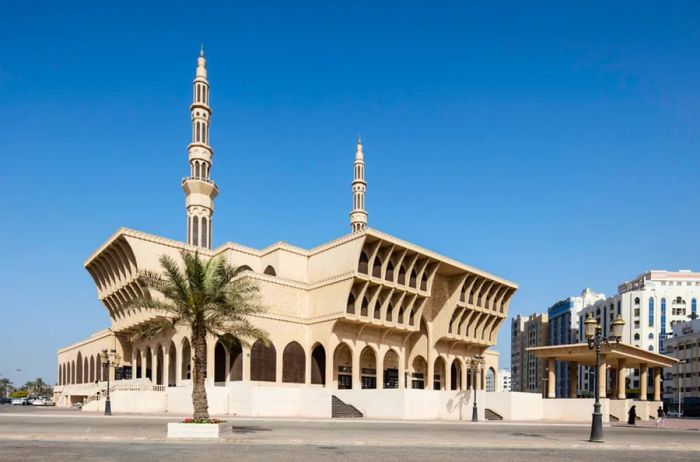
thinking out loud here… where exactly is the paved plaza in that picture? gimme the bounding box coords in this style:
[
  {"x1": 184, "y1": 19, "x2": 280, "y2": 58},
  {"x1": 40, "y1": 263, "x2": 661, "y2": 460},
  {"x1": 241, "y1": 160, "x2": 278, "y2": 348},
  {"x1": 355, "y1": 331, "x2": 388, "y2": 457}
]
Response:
[{"x1": 0, "y1": 406, "x2": 699, "y2": 461}]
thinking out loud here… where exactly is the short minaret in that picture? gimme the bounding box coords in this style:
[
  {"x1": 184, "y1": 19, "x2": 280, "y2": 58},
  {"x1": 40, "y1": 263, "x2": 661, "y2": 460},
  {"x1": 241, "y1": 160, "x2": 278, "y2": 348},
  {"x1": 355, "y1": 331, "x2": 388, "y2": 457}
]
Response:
[
  {"x1": 182, "y1": 46, "x2": 218, "y2": 249},
  {"x1": 350, "y1": 137, "x2": 367, "y2": 233}
]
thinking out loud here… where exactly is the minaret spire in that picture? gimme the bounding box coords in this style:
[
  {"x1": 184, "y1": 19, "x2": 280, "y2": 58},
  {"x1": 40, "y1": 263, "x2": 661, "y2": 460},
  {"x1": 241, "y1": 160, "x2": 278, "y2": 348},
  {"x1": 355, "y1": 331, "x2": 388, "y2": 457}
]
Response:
[
  {"x1": 350, "y1": 137, "x2": 367, "y2": 232},
  {"x1": 182, "y1": 49, "x2": 218, "y2": 249}
]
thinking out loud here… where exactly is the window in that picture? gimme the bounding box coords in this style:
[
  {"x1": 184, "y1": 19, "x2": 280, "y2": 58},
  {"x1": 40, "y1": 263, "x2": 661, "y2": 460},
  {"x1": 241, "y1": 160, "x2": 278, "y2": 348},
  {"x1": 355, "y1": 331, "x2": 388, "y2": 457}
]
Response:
[
  {"x1": 634, "y1": 333, "x2": 640, "y2": 341},
  {"x1": 192, "y1": 216, "x2": 199, "y2": 246},
  {"x1": 634, "y1": 297, "x2": 640, "y2": 305},
  {"x1": 648, "y1": 297, "x2": 655, "y2": 326},
  {"x1": 649, "y1": 332, "x2": 654, "y2": 339},
  {"x1": 372, "y1": 256, "x2": 382, "y2": 278},
  {"x1": 263, "y1": 265, "x2": 276, "y2": 276},
  {"x1": 358, "y1": 252, "x2": 369, "y2": 274},
  {"x1": 693, "y1": 298, "x2": 697, "y2": 317},
  {"x1": 201, "y1": 217, "x2": 208, "y2": 248}
]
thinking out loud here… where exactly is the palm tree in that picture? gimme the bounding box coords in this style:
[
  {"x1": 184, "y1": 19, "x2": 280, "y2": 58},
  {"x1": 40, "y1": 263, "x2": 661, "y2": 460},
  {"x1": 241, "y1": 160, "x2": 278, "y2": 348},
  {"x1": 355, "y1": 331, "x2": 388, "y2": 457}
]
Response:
[
  {"x1": 127, "y1": 251, "x2": 268, "y2": 420},
  {"x1": 0, "y1": 378, "x2": 13, "y2": 398}
]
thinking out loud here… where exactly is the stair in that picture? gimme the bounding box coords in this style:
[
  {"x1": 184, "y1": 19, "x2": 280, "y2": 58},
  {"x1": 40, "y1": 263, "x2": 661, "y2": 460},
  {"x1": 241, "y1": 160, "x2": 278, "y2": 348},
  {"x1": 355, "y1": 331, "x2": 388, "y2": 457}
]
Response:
[
  {"x1": 332, "y1": 395, "x2": 363, "y2": 418},
  {"x1": 485, "y1": 408, "x2": 503, "y2": 420}
]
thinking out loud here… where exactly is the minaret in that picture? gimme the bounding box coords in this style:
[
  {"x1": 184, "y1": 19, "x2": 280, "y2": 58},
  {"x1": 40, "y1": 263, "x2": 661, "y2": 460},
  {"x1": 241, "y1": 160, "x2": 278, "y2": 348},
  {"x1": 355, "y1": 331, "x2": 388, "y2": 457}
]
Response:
[
  {"x1": 350, "y1": 137, "x2": 367, "y2": 232},
  {"x1": 182, "y1": 46, "x2": 218, "y2": 249}
]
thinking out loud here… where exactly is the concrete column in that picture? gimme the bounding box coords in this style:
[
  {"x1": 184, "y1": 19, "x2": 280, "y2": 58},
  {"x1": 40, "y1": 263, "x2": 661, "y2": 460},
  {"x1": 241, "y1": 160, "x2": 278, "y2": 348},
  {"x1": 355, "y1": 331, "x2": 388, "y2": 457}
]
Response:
[
  {"x1": 444, "y1": 360, "x2": 452, "y2": 391},
  {"x1": 639, "y1": 364, "x2": 648, "y2": 401},
  {"x1": 617, "y1": 359, "x2": 626, "y2": 399},
  {"x1": 206, "y1": 337, "x2": 215, "y2": 385},
  {"x1": 426, "y1": 356, "x2": 434, "y2": 391},
  {"x1": 139, "y1": 350, "x2": 144, "y2": 379},
  {"x1": 175, "y1": 342, "x2": 181, "y2": 385},
  {"x1": 569, "y1": 362, "x2": 578, "y2": 398},
  {"x1": 597, "y1": 356, "x2": 607, "y2": 399},
  {"x1": 131, "y1": 351, "x2": 137, "y2": 381},
  {"x1": 352, "y1": 346, "x2": 361, "y2": 389},
  {"x1": 275, "y1": 345, "x2": 283, "y2": 384},
  {"x1": 653, "y1": 367, "x2": 661, "y2": 402},
  {"x1": 397, "y1": 348, "x2": 405, "y2": 390},
  {"x1": 305, "y1": 348, "x2": 312, "y2": 386},
  {"x1": 224, "y1": 348, "x2": 231, "y2": 384},
  {"x1": 242, "y1": 346, "x2": 251, "y2": 382},
  {"x1": 152, "y1": 348, "x2": 158, "y2": 385},
  {"x1": 163, "y1": 346, "x2": 169, "y2": 388},
  {"x1": 547, "y1": 358, "x2": 556, "y2": 398}
]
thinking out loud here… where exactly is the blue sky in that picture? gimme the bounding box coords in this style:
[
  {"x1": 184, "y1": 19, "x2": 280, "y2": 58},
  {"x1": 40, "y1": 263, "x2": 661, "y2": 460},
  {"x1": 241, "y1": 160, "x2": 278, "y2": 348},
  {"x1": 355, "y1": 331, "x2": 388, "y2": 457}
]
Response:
[{"x1": 1, "y1": 1, "x2": 699, "y2": 384}]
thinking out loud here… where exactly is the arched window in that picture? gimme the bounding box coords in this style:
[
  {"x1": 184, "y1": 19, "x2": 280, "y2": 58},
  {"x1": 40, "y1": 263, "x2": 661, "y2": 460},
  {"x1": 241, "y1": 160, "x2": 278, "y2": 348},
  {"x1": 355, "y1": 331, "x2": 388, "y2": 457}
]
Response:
[
  {"x1": 76, "y1": 352, "x2": 83, "y2": 384},
  {"x1": 386, "y1": 261, "x2": 394, "y2": 281},
  {"x1": 374, "y1": 299, "x2": 382, "y2": 319},
  {"x1": 648, "y1": 332, "x2": 654, "y2": 339},
  {"x1": 420, "y1": 273, "x2": 428, "y2": 291},
  {"x1": 195, "y1": 162, "x2": 200, "y2": 178},
  {"x1": 237, "y1": 265, "x2": 252, "y2": 273},
  {"x1": 634, "y1": 297, "x2": 640, "y2": 305},
  {"x1": 617, "y1": 300, "x2": 621, "y2": 315},
  {"x1": 372, "y1": 256, "x2": 382, "y2": 278},
  {"x1": 229, "y1": 339, "x2": 243, "y2": 382},
  {"x1": 310, "y1": 344, "x2": 326, "y2": 385},
  {"x1": 346, "y1": 293, "x2": 355, "y2": 314},
  {"x1": 89, "y1": 356, "x2": 95, "y2": 383},
  {"x1": 398, "y1": 265, "x2": 406, "y2": 285},
  {"x1": 181, "y1": 339, "x2": 192, "y2": 380},
  {"x1": 409, "y1": 307, "x2": 416, "y2": 326},
  {"x1": 358, "y1": 252, "x2": 369, "y2": 274},
  {"x1": 648, "y1": 297, "x2": 655, "y2": 326},
  {"x1": 214, "y1": 341, "x2": 226, "y2": 384},
  {"x1": 282, "y1": 342, "x2": 305, "y2": 383},
  {"x1": 201, "y1": 217, "x2": 208, "y2": 248},
  {"x1": 192, "y1": 216, "x2": 199, "y2": 246},
  {"x1": 409, "y1": 269, "x2": 417, "y2": 288},
  {"x1": 398, "y1": 306, "x2": 405, "y2": 323},
  {"x1": 634, "y1": 333, "x2": 640, "y2": 341},
  {"x1": 360, "y1": 347, "x2": 377, "y2": 389},
  {"x1": 386, "y1": 304, "x2": 393, "y2": 322},
  {"x1": 648, "y1": 345, "x2": 654, "y2": 351},
  {"x1": 263, "y1": 265, "x2": 276, "y2": 276},
  {"x1": 168, "y1": 342, "x2": 177, "y2": 386},
  {"x1": 361, "y1": 297, "x2": 369, "y2": 317},
  {"x1": 197, "y1": 84, "x2": 201, "y2": 103},
  {"x1": 250, "y1": 340, "x2": 276, "y2": 382}
]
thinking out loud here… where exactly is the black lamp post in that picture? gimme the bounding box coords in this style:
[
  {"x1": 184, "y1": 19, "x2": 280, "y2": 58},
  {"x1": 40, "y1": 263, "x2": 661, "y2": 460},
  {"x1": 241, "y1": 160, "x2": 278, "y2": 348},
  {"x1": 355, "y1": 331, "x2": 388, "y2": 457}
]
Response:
[
  {"x1": 471, "y1": 355, "x2": 484, "y2": 422},
  {"x1": 100, "y1": 349, "x2": 121, "y2": 416},
  {"x1": 584, "y1": 313, "x2": 624, "y2": 443}
]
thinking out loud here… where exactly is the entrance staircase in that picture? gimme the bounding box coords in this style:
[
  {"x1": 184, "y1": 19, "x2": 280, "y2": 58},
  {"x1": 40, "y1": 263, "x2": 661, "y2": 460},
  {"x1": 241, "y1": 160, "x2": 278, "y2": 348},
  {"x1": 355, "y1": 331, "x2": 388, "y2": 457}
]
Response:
[
  {"x1": 332, "y1": 395, "x2": 363, "y2": 418},
  {"x1": 484, "y1": 408, "x2": 503, "y2": 420}
]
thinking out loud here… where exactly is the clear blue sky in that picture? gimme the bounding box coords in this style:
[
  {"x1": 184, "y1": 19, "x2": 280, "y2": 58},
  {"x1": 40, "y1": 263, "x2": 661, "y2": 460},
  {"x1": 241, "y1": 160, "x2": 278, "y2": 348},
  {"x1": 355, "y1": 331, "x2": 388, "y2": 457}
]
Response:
[{"x1": 2, "y1": 1, "x2": 699, "y2": 385}]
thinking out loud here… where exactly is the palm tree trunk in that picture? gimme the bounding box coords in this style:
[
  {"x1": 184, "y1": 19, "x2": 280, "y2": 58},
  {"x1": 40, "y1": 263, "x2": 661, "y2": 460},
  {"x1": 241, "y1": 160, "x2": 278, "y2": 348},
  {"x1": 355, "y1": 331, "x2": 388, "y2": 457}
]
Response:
[{"x1": 191, "y1": 327, "x2": 209, "y2": 419}]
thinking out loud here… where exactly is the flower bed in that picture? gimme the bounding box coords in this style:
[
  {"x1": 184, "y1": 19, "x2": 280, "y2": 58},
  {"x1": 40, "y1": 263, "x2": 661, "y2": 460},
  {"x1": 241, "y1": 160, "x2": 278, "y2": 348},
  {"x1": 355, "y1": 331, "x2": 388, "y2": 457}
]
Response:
[{"x1": 167, "y1": 419, "x2": 229, "y2": 439}]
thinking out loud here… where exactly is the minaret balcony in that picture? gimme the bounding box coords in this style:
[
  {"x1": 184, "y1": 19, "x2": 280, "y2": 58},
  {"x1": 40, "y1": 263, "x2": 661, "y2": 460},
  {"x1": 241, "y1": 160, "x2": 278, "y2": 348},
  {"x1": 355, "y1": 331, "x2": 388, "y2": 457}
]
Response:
[{"x1": 181, "y1": 177, "x2": 219, "y2": 197}]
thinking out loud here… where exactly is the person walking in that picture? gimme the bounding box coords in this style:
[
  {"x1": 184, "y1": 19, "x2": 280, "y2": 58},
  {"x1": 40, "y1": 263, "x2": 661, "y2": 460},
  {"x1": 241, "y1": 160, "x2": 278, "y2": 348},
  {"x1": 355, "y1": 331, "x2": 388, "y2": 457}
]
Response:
[
  {"x1": 627, "y1": 405, "x2": 637, "y2": 425},
  {"x1": 656, "y1": 406, "x2": 666, "y2": 427}
]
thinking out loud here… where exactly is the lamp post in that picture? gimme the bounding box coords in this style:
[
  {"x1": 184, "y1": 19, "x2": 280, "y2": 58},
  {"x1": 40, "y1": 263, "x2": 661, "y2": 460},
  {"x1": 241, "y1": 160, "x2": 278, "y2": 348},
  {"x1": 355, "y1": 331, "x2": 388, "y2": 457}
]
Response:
[
  {"x1": 678, "y1": 359, "x2": 686, "y2": 418},
  {"x1": 584, "y1": 313, "x2": 624, "y2": 443},
  {"x1": 471, "y1": 355, "x2": 484, "y2": 422},
  {"x1": 100, "y1": 349, "x2": 121, "y2": 416}
]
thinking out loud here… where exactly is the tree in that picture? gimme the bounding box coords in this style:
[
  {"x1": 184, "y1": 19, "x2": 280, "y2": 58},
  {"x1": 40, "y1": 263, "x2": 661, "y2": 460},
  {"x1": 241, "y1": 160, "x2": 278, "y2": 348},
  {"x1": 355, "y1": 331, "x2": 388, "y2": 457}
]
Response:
[
  {"x1": 24, "y1": 378, "x2": 52, "y2": 396},
  {"x1": 127, "y1": 251, "x2": 268, "y2": 420},
  {"x1": 0, "y1": 378, "x2": 13, "y2": 398}
]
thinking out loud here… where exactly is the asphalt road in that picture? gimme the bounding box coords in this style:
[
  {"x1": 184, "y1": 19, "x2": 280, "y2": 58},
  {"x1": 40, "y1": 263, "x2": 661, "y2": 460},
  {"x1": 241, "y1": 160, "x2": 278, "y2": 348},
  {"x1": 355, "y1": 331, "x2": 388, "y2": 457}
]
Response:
[{"x1": 0, "y1": 405, "x2": 699, "y2": 461}]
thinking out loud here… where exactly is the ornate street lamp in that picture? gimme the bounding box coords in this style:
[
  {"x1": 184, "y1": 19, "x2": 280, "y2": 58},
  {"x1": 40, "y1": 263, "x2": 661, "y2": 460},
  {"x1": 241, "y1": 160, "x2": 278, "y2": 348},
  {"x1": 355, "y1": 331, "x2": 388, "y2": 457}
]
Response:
[
  {"x1": 471, "y1": 354, "x2": 485, "y2": 422},
  {"x1": 584, "y1": 313, "x2": 624, "y2": 443},
  {"x1": 100, "y1": 349, "x2": 121, "y2": 416}
]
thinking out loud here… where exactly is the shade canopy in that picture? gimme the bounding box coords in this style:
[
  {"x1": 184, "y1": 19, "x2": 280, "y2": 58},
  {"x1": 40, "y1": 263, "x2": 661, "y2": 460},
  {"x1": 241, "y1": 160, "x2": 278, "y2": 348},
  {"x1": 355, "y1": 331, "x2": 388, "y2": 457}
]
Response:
[{"x1": 526, "y1": 342, "x2": 678, "y2": 369}]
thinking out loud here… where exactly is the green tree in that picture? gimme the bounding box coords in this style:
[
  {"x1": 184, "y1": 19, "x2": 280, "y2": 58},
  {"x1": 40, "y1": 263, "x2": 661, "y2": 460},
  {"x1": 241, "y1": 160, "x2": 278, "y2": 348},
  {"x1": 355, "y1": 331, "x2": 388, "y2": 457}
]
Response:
[
  {"x1": 10, "y1": 390, "x2": 28, "y2": 399},
  {"x1": 127, "y1": 251, "x2": 268, "y2": 420},
  {"x1": 0, "y1": 378, "x2": 13, "y2": 398},
  {"x1": 24, "y1": 378, "x2": 51, "y2": 396}
]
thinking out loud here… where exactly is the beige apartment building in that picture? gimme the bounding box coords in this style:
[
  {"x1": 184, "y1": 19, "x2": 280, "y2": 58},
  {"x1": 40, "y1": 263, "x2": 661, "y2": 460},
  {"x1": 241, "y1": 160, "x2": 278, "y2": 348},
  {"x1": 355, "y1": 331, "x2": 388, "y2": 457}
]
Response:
[
  {"x1": 53, "y1": 50, "x2": 517, "y2": 419},
  {"x1": 510, "y1": 313, "x2": 548, "y2": 393}
]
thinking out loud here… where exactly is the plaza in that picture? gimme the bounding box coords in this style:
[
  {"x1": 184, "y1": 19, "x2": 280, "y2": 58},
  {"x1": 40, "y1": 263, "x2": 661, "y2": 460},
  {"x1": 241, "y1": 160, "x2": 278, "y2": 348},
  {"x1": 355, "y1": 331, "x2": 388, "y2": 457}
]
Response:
[{"x1": 0, "y1": 406, "x2": 699, "y2": 461}]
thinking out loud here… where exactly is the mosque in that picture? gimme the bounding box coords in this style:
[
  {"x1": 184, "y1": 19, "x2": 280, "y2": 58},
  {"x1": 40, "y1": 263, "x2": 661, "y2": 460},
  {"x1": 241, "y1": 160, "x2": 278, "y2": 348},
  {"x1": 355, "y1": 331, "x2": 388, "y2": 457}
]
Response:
[{"x1": 53, "y1": 50, "x2": 517, "y2": 419}]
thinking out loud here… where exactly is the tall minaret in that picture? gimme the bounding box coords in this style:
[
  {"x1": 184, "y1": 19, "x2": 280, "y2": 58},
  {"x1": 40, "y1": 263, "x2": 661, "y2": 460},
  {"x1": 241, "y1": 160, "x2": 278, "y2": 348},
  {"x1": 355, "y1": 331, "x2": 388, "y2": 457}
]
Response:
[
  {"x1": 182, "y1": 46, "x2": 218, "y2": 249},
  {"x1": 350, "y1": 137, "x2": 367, "y2": 232}
]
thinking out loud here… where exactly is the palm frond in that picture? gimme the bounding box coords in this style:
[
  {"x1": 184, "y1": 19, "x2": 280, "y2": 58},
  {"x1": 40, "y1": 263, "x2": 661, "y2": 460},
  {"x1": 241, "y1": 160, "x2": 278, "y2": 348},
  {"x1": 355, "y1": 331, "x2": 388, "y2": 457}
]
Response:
[{"x1": 128, "y1": 317, "x2": 179, "y2": 342}]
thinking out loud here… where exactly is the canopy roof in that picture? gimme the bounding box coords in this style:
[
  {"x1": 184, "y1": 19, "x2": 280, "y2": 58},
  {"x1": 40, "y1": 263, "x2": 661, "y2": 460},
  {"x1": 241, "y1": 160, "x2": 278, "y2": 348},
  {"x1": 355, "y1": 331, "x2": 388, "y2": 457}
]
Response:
[{"x1": 527, "y1": 343, "x2": 678, "y2": 368}]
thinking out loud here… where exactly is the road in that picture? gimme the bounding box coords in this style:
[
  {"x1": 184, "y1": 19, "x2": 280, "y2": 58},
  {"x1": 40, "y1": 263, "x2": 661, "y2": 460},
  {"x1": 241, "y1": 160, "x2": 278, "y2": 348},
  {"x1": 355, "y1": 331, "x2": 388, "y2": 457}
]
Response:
[{"x1": 0, "y1": 405, "x2": 698, "y2": 461}]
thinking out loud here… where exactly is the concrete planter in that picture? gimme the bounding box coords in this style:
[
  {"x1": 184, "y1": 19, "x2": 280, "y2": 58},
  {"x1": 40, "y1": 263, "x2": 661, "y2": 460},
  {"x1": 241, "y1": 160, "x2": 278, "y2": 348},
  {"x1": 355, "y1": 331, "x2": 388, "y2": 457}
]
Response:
[{"x1": 167, "y1": 421, "x2": 229, "y2": 439}]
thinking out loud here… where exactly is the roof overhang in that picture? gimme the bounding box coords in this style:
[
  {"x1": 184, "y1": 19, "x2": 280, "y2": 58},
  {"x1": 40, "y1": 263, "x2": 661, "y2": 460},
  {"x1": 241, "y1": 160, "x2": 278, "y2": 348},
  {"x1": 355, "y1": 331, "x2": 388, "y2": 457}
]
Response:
[{"x1": 527, "y1": 343, "x2": 679, "y2": 369}]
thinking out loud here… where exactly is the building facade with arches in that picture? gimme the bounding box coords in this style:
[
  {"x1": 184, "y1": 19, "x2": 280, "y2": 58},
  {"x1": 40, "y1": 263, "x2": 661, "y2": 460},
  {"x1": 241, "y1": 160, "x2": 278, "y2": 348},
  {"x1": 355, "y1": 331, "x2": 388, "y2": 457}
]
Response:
[{"x1": 53, "y1": 50, "x2": 517, "y2": 418}]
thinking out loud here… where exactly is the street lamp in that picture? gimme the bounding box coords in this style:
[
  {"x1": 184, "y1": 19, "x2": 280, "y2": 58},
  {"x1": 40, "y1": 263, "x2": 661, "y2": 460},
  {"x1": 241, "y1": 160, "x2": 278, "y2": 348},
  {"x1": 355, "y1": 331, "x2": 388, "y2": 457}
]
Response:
[
  {"x1": 584, "y1": 313, "x2": 624, "y2": 443},
  {"x1": 100, "y1": 349, "x2": 121, "y2": 416},
  {"x1": 678, "y1": 359, "x2": 686, "y2": 418},
  {"x1": 471, "y1": 354, "x2": 484, "y2": 422}
]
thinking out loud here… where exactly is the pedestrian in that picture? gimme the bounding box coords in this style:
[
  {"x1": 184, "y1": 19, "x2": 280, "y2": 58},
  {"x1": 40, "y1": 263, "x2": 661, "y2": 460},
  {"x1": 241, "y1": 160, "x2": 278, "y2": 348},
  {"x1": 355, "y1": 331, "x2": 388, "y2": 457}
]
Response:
[
  {"x1": 656, "y1": 406, "x2": 666, "y2": 427},
  {"x1": 627, "y1": 405, "x2": 637, "y2": 425}
]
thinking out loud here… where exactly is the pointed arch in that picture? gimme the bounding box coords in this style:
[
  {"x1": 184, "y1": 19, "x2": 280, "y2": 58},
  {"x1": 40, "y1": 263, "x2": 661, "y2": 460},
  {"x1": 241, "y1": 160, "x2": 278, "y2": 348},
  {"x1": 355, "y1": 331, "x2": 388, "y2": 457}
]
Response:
[
  {"x1": 214, "y1": 341, "x2": 227, "y2": 384},
  {"x1": 333, "y1": 342, "x2": 353, "y2": 389},
  {"x1": 360, "y1": 346, "x2": 377, "y2": 389},
  {"x1": 250, "y1": 340, "x2": 276, "y2": 382},
  {"x1": 346, "y1": 293, "x2": 356, "y2": 314},
  {"x1": 168, "y1": 342, "x2": 177, "y2": 386},
  {"x1": 310, "y1": 343, "x2": 326, "y2": 385},
  {"x1": 282, "y1": 341, "x2": 305, "y2": 383},
  {"x1": 76, "y1": 352, "x2": 83, "y2": 384},
  {"x1": 382, "y1": 349, "x2": 400, "y2": 389}
]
